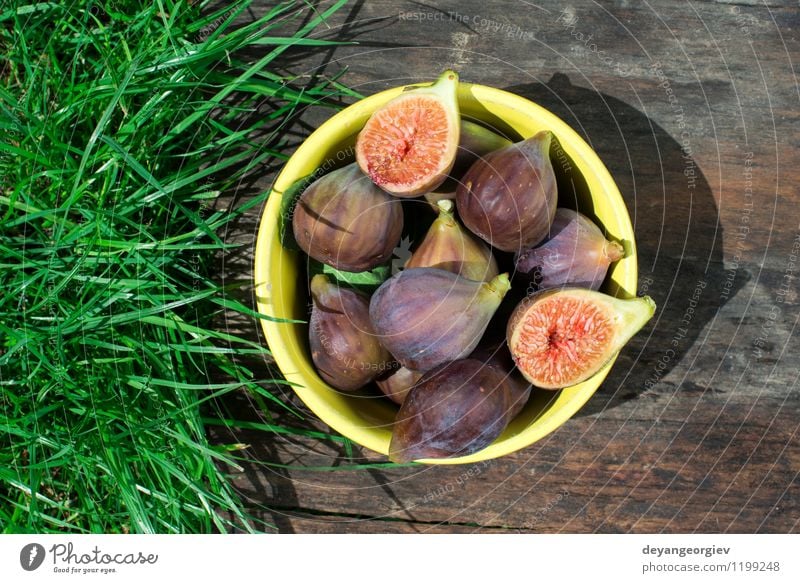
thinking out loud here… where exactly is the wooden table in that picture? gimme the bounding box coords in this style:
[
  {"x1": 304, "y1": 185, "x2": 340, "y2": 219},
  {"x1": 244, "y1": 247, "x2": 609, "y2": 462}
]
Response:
[{"x1": 216, "y1": 0, "x2": 800, "y2": 533}]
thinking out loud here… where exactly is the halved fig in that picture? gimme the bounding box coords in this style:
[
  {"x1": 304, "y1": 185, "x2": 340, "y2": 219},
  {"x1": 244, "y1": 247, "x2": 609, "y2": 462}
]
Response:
[
  {"x1": 356, "y1": 70, "x2": 460, "y2": 197},
  {"x1": 507, "y1": 288, "x2": 656, "y2": 390}
]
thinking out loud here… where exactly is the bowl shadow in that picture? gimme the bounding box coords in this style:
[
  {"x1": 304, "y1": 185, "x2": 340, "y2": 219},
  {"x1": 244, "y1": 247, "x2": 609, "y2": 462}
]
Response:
[{"x1": 504, "y1": 73, "x2": 747, "y2": 415}]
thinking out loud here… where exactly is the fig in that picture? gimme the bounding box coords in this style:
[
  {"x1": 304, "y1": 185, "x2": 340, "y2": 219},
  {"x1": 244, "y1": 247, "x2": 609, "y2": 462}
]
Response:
[
  {"x1": 375, "y1": 365, "x2": 422, "y2": 406},
  {"x1": 470, "y1": 341, "x2": 532, "y2": 421},
  {"x1": 507, "y1": 288, "x2": 656, "y2": 390},
  {"x1": 405, "y1": 199, "x2": 499, "y2": 282},
  {"x1": 292, "y1": 163, "x2": 403, "y2": 272},
  {"x1": 423, "y1": 122, "x2": 513, "y2": 207},
  {"x1": 456, "y1": 130, "x2": 557, "y2": 252},
  {"x1": 309, "y1": 274, "x2": 391, "y2": 391},
  {"x1": 453, "y1": 120, "x2": 514, "y2": 179},
  {"x1": 515, "y1": 208, "x2": 625, "y2": 291},
  {"x1": 388, "y1": 358, "x2": 515, "y2": 462},
  {"x1": 356, "y1": 70, "x2": 460, "y2": 197},
  {"x1": 369, "y1": 267, "x2": 511, "y2": 372}
]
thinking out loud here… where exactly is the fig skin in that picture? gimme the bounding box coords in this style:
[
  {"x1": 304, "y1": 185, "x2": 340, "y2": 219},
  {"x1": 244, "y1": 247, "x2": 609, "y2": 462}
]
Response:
[
  {"x1": 388, "y1": 358, "x2": 515, "y2": 462},
  {"x1": 506, "y1": 288, "x2": 656, "y2": 390},
  {"x1": 405, "y1": 199, "x2": 499, "y2": 282},
  {"x1": 309, "y1": 275, "x2": 392, "y2": 391},
  {"x1": 515, "y1": 208, "x2": 625, "y2": 291},
  {"x1": 375, "y1": 365, "x2": 422, "y2": 406},
  {"x1": 456, "y1": 130, "x2": 557, "y2": 253},
  {"x1": 469, "y1": 341, "x2": 532, "y2": 421},
  {"x1": 369, "y1": 267, "x2": 511, "y2": 372},
  {"x1": 292, "y1": 163, "x2": 403, "y2": 272}
]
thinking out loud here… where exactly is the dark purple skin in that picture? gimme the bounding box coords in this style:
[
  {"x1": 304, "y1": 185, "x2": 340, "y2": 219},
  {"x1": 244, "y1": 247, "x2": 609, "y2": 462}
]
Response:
[
  {"x1": 292, "y1": 163, "x2": 403, "y2": 272},
  {"x1": 309, "y1": 275, "x2": 391, "y2": 391},
  {"x1": 515, "y1": 208, "x2": 625, "y2": 291},
  {"x1": 376, "y1": 365, "x2": 422, "y2": 406},
  {"x1": 368, "y1": 268, "x2": 505, "y2": 372},
  {"x1": 388, "y1": 359, "x2": 513, "y2": 462},
  {"x1": 456, "y1": 130, "x2": 557, "y2": 253},
  {"x1": 469, "y1": 342, "x2": 532, "y2": 421}
]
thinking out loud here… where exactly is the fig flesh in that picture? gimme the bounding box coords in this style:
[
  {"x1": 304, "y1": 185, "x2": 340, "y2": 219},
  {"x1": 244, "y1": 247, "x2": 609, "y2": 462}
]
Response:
[
  {"x1": 356, "y1": 70, "x2": 460, "y2": 197},
  {"x1": 369, "y1": 267, "x2": 511, "y2": 372},
  {"x1": 388, "y1": 358, "x2": 515, "y2": 462},
  {"x1": 507, "y1": 288, "x2": 656, "y2": 389},
  {"x1": 292, "y1": 163, "x2": 403, "y2": 272},
  {"x1": 516, "y1": 208, "x2": 625, "y2": 291},
  {"x1": 405, "y1": 199, "x2": 499, "y2": 282},
  {"x1": 375, "y1": 365, "x2": 422, "y2": 406},
  {"x1": 456, "y1": 130, "x2": 557, "y2": 252},
  {"x1": 309, "y1": 275, "x2": 391, "y2": 391}
]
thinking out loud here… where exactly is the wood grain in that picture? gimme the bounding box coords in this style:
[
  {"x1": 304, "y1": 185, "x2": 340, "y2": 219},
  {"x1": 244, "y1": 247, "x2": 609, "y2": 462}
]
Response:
[{"x1": 213, "y1": 0, "x2": 800, "y2": 533}]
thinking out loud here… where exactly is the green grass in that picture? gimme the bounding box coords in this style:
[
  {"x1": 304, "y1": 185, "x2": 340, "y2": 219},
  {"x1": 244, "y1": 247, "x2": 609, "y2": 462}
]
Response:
[{"x1": 0, "y1": 0, "x2": 355, "y2": 533}]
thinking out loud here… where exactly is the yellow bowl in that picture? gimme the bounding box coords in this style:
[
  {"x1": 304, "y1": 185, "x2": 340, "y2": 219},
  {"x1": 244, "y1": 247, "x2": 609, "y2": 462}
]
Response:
[{"x1": 254, "y1": 81, "x2": 637, "y2": 464}]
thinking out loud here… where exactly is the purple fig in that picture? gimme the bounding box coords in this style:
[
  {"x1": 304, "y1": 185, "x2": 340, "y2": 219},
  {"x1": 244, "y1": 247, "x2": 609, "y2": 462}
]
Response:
[
  {"x1": 405, "y1": 199, "x2": 499, "y2": 282},
  {"x1": 369, "y1": 267, "x2": 511, "y2": 372},
  {"x1": 309, "y1": 275, "x2": 391, "y2": 391},
  {"x1": 388, "y1": 358, "x2": 515, "y2": 462},
  {"x1": 515, "y1": 208, "x2": 625, "y2": 291},
  {"x1": 376, "y1": 365, "x2": 422, "y2": 406},
  {"x1": 423, "y1": 121, "x2": 514, "y2": 206},
  {"x1": 469, "y1": 342, "x2": 532, "y2": 421},
  {"x1": 456, "y1": 130, "x2": 557, "y2": 252},
  {"x1": 292, "y1": 163, "x2": 403, "y2": 272}
]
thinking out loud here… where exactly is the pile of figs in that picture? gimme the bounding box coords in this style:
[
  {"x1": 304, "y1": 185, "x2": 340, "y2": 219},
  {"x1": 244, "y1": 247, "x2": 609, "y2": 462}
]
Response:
[{"x1": 290, "y1": 70, "x2": 655, "y2": 462}]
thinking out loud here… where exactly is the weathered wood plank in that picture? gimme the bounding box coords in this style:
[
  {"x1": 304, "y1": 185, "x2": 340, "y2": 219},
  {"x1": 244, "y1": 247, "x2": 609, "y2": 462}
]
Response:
[{"x1": 217, "y1": 0, "x2": 800, "y2": 532}]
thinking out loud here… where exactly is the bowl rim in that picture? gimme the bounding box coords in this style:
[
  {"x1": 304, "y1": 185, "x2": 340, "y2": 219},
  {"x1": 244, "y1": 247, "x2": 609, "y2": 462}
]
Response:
[{"x1": 254, "y1": 80, "x2": 637, "y2": 464}]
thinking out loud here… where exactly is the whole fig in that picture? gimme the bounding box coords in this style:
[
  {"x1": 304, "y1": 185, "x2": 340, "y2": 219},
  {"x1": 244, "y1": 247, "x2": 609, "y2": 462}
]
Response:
[
  {"x1": 456, "y1": 130, "x2": 557, "y2": 252},
  {"x1": 292, "y1": 163, "x2": 403, "y2": 272},
  {"x1": 375, "y1": 365, "x2": 422, "y2": 406},
  {"x1": 405, "y1": 199, "x2": 499, "y2": 282},
  {"x1": 469, "y1": 341, "x2": 532, "y2": 421},
  {"x1": 515, "y1": 208, "x2": 625, "y2": 291},
  {"x1": 309, "y1": 274, "x2": 391, "y2": 391},
  {"x1": 369, "y1": 267, "x2": 511, "y2": 372},
  {"x1": 356, "y1": 70, "x2": 460, "y2": 197},
  {"x1": 388, "y1": 358, "x2": 515, "y2": 462},
  {"x1": 452, "y1": 120, "x2": 514, "y2": 180}
]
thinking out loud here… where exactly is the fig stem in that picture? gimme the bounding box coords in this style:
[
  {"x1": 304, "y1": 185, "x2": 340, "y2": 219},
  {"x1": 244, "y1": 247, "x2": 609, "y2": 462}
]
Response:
[
  {"x1": 436, "y1": 199, "x2": 455, "y2": 215},
  {"x1": 604, "y1": 240, "x2": 625, "y2": 262},
  {"x1": 485, "y1": 272, "x2": 511, "y2": 297}
]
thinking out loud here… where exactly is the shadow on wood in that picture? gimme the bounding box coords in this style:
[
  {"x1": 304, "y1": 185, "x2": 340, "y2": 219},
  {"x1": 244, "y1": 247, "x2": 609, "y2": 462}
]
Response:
[{"x1": 505, "y1": 73, "x2": 748, "y2": 415}]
